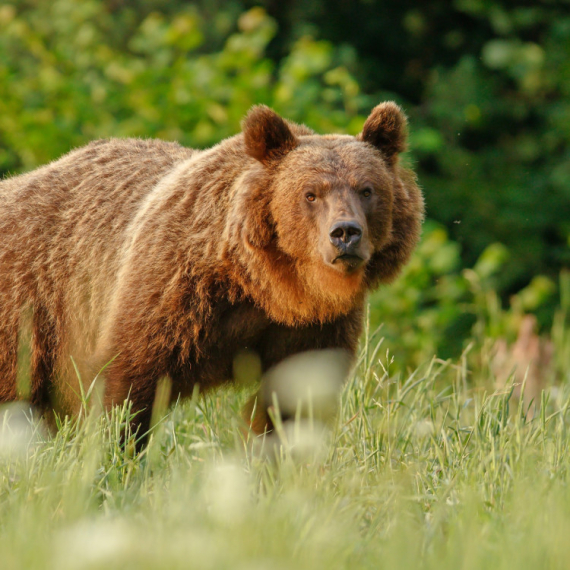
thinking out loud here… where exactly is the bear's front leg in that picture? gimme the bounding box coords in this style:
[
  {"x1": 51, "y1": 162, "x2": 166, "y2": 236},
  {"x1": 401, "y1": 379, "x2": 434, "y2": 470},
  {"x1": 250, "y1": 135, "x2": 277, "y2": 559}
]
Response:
[
  {"x1": 103, "y1": 353, "x2": 164, "y2": 448},
  {"x1": 242, "y1": 391, "x2": 274, "y2": 435},
  {"x1": 245, "y1": 309, "x2": 363, "y2": 435}
]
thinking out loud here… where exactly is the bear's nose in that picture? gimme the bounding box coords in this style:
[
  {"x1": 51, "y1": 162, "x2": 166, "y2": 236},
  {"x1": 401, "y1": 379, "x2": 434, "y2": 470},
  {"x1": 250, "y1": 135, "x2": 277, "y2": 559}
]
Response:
[{"x1": 329, "y1": 221, "x2": 362, "y2": 250}]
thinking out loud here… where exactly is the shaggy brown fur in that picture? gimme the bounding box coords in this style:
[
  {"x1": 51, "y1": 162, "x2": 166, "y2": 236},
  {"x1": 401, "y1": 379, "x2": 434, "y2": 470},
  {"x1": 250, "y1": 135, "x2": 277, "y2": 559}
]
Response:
[{"x1": 0, "y1": 103, "x2": 423, "y2": 440}]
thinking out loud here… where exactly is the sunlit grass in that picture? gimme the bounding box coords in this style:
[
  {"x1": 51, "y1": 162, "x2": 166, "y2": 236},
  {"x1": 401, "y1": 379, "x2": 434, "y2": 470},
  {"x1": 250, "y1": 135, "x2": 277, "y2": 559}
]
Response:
[{"x1": 1, "y1": 331, "x2": 570, "y2": 569}]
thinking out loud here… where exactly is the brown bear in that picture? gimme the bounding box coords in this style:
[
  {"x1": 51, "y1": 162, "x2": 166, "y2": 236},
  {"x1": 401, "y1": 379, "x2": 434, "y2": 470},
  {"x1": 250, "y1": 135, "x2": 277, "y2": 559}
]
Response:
[{"x1": 0, "y1": 103, "x2": 423, "y2": 441}]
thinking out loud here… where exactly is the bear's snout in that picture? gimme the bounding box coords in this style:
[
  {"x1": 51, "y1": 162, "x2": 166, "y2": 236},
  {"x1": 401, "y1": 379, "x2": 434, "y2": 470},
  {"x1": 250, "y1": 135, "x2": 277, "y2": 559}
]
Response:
[{"x1": 327, "y1": 219, "x2": 368, "y2": 272}]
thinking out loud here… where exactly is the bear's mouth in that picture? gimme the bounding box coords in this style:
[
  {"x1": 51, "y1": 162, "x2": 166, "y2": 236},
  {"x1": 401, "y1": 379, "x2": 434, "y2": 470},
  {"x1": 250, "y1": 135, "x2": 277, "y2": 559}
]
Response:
[{"x1": 332, "y1": 253, "x2": 365, "y2": 272}]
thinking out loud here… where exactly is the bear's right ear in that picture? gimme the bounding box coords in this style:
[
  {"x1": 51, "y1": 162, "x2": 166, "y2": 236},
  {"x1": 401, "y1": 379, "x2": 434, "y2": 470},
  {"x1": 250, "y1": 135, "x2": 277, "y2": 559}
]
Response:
[{"x1": 242, "y1": 105, "x2": 298, "y2": 165}]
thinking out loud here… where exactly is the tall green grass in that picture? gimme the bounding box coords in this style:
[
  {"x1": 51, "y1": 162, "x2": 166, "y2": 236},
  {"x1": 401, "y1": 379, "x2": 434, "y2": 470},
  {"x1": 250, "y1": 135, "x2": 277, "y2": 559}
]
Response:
[{"x1": 1, "y1": 328, "x2": 570, "y2": 570}]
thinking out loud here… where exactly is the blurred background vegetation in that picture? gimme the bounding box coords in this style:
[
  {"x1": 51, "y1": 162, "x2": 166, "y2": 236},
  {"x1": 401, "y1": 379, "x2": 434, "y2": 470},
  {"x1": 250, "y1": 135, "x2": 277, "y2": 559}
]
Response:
[{"x1": 1, "y1": 0, "x2": 569, "y2": 371}]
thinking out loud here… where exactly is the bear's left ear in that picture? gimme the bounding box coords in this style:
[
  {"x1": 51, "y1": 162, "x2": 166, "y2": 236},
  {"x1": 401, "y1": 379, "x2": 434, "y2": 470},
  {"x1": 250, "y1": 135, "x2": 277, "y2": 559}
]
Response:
[
  {"x1": 358, "y1": 102, "x2": 407, "y2": 165},
  {"x1": 242, "y1": 105, "x2": 299, "y2": 165}
]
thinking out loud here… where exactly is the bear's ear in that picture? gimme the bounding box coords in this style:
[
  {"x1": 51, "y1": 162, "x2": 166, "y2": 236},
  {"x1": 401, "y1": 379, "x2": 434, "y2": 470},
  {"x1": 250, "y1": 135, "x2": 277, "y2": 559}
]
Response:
[
  {"x1": 242, "y1": 105, "x2": 298, "y2": 165},
  {"x1": 358, "y1": 102, "x2": 407, "y2": 164}
]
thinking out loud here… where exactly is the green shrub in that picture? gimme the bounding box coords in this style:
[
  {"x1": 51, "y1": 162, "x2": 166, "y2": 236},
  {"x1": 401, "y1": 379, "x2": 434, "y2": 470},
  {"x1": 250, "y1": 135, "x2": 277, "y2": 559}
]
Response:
[
  {"x1": 369, "y1": 222, "x2": 557, "y2": 368},
  {"x1": 0, "y1": 3, "x2": 366, "y2": 173}
]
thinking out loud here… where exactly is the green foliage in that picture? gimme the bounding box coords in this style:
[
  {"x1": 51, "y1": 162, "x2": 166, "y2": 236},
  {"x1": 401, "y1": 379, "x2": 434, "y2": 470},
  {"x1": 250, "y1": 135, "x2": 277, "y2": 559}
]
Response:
[
  {"x1": 369, "y1": 222, "x2": 557, "y2": 367},
  {"x1": 0, "y1": 2, "x2": 366, "y2": 174}
]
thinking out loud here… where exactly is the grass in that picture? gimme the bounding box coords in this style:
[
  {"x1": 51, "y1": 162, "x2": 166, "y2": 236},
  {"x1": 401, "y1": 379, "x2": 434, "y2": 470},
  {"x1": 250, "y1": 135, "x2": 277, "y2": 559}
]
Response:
[{"x1": 2, "y1": 330, "x2": 570, "y2": 569}]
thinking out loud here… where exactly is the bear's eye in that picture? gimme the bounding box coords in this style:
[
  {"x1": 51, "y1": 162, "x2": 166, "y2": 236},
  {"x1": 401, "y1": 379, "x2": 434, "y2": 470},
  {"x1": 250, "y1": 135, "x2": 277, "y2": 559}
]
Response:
[
  {"x1": 306, "y1": 193, "x2": 317, "y2": 203},
  {"x1": 361, "y1": 187, "x2": 373, "y2": 198}
]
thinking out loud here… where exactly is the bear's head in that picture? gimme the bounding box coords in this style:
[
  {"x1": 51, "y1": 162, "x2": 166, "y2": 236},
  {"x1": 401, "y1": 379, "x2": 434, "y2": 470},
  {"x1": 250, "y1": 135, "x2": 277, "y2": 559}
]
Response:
[{"x1": 228, "y1": 103, "x2": 423, "y2": 325}]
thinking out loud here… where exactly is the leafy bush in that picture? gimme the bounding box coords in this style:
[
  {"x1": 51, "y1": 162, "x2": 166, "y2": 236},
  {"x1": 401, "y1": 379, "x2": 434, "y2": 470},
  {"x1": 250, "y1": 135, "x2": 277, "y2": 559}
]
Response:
[
  {"x1": 369, "y1": 222, "x2": 558, "y2": 368},
  {"x1": 0, "y1": 3, "x2": 367, "y2": 174}
]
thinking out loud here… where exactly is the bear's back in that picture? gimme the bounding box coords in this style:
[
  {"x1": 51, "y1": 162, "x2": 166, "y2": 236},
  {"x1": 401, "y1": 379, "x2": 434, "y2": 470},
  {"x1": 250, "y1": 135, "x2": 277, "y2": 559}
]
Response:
[{"x1": 0, "y1": 137, "x2": 195, "y2": 281}]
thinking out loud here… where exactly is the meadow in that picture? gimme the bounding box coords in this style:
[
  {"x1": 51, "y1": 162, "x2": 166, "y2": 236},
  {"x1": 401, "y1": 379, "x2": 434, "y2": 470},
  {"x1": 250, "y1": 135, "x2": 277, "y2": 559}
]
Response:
[{"x1": 2, "y1": 313, "x2": 570, "y2": 570}]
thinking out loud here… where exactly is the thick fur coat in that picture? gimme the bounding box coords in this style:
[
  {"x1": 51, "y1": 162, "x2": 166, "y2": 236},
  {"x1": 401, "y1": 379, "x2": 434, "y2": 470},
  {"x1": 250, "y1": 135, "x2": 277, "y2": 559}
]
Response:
[{"x1": 0, "y1": 103, "x2": 424, "y2": 437}]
